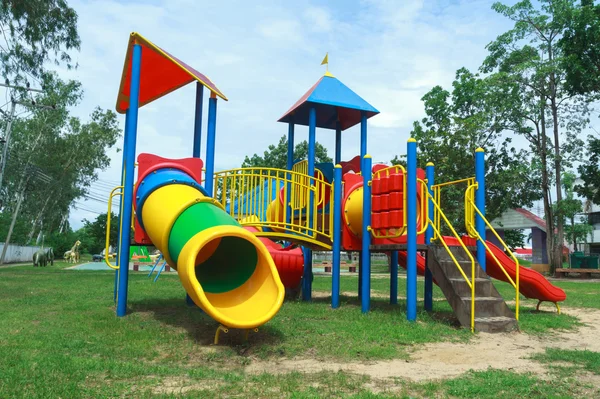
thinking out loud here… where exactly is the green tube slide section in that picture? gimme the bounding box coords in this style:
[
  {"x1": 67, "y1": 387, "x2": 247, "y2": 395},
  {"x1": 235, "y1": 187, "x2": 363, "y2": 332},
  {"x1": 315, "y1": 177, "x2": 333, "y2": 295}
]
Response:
[{"x1": 168, "y1": 202, "x2": 257, "y2": 294}]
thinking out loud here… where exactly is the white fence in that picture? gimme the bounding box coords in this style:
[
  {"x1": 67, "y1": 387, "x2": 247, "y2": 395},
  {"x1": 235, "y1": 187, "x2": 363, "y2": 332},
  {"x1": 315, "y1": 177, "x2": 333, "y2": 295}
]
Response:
[{"x1": 0, "y1": 244, "x2": 42, "y2": 264}]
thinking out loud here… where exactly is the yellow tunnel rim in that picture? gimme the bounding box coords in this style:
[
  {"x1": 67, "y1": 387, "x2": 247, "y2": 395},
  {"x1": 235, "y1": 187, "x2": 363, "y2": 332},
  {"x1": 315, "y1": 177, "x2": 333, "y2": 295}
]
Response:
[{"x1": 179, "y1": 225, "x2": 285, "y2": 329}]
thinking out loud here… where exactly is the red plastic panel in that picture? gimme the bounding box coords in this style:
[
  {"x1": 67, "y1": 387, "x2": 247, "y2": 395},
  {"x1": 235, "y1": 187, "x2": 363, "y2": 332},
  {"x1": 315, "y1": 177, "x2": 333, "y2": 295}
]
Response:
[
  {"x1": 371, "y1": 212, "x2": 382, "y2": 229},
  {"x1": 372, "y1": 178, "x2": 382, "y2": 195},
  {"x1": 389, "y1": 173, "x2": 404, "y2": 192},
  {"x1": 389, "y1": 192, "x2": 403, "y2": 210},
  {"x1": 380, "y1": 211, "x2": 390, "y2": 229},
  {"x1": 380, "y1": 194, "x2": 389, "y2": 211},
  {"x1": 390, "y1": 210, "x2": 403, "y2": 228},
  {"x1": 372, "y1": 195, "x2": 381, "y2": 212},
  {"x1": 380, "y1": 175, "x2": 390, "y2": 194}
]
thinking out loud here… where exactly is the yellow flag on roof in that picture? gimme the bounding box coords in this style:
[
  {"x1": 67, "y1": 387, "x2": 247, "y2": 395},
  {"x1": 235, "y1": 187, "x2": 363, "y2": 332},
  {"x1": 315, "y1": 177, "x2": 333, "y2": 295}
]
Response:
[{"x1": 321, "y1": 53, "x2": 328, "y2": 66}]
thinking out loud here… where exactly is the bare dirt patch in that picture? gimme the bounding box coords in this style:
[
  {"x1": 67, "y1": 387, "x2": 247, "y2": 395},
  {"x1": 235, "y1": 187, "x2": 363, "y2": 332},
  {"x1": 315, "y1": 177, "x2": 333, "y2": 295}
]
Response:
[
  {"x1": 246, "y1": 307, "x2": 600, "y2": 382},
  {"x1": 151, "y1": 376, "x2": 223, "y2": 395}
]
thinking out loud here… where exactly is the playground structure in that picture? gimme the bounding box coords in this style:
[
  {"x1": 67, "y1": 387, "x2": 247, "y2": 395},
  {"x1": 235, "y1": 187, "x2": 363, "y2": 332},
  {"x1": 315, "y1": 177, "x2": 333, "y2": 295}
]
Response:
[{"x1": 108, "y1": 33, "x2": 566, "y2": 339}]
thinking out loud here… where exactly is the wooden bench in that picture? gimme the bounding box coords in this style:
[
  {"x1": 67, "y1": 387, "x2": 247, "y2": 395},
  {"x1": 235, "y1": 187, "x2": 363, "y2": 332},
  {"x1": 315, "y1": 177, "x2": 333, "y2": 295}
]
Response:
[
  {"x1": 133, "y1": 261, "x2": 170, "y2": 272},
  {"x1": 320, "y1": 261, "x2": 356, "y2": 273},
  {"x1": 555, "y1": 268, "x2": 600, "y2": 279}
]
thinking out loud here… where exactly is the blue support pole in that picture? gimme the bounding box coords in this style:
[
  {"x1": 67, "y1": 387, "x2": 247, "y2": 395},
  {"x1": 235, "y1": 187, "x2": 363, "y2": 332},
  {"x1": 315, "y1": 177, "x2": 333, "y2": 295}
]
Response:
[
  {"x1": 335, "y1": 121, "x2": 342, "y2": 165},
  {"x1": 116, "y1": 43, "x2": 142, "y2": 317},
  {"x1": 286, "y1": 121, "x2": 294, "y2": 225},
  {"x1": 425, "y1": 162, "x2": 435, "y2": 311},
  {"x1": 390, "y1": 251, "x2": 398, "y2": 305},
  {"x1": 358, "y1": 255, "x2": 362, "y2": 298},
  {"x1": 361, "y1": 155, "x2": 372, "y2": 313},
  {"x1": 331, "y1": 165, "x2": 343, "y2": 308},
  {"x1": 192, "y1": 82, "x2": 204, "y2": 159},
  {"x1": 114, "y1": 109, "x2": 130, "y2": 303},
  {"x1": 475, "y1": 148, "x2": 486, "y2": 272},
  {"x1": 360, "y1": 112, "x2": 367, "y2": 159},
  {"x1": 286, "y1": 121, "x2": 295, "y2": 171},
  {"x1": 204, "y1": 93, "x2": 218, "y2": 196},
  {"x1": 187, "y1": 83, "x2": 204, "y2": 307},
  {"x1": 358, "y1": 112, "x2": 367, "y2": 299},
  {"x1": 406, "y1": 138, "x2": 418, "y2": 322},
  {"x1": 302, "y1": 106, "x2": 317, "y2": 301}
]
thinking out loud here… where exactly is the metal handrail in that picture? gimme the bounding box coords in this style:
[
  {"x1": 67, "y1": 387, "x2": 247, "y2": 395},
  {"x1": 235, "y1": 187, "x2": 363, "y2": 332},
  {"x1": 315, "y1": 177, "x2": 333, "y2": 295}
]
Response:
[
  {"x1": 104, "y1": 186, "x2": 123, "y2": 270},
  {"x1": 465, "y1": 183, "x2": 520, "y2": 320},
  {"x1": 426, "y1": 189, "x2": 476, "y2": 332},
  {"x1": 214, "y1": 166, "x2": 334, "y2": 249}
]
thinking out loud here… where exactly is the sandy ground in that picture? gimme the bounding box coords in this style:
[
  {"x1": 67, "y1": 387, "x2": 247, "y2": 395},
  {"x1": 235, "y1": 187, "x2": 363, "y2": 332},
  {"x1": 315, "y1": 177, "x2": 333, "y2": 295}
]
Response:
[{"x1": 245, "y1": 307, "x2": 600, "y2": 382}]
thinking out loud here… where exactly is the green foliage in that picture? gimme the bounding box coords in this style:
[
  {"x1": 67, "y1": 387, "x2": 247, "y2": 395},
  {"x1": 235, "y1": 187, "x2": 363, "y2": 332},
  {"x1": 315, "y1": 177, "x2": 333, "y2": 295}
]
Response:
[
  {"x1": 80, "y1": 212, "x2": 118, "y2": 255},
  {"x1": 504, "y1": 229, "x2": 526, "y2": 250},
  {"x1": 575, "y1": 136, "x2": 600, "y2": 205},
  {"x1": 407, "y1": 67, "x2": 541, "y2": 232},
  {"x1": 0, "y1": 73, "x2": 121, "y2": 246},
  {"x1": 45, "y1": 228, "x2": 78, "y2": 255},
  {"x1": 482, "y1": 0, "x2": 593, "y2": 273},
  {"x1": 242, "y1": 135, "x2": 332, "y2": 169},
  {"x1": 559, "y1": 172, "x2": 593, "y2": 250},
  {"x1": 559, "y1": 0, "x2": 600, "y2": 95},
  {"x1": 0, "y1": 0, "x2": 80, "y2": 88}
]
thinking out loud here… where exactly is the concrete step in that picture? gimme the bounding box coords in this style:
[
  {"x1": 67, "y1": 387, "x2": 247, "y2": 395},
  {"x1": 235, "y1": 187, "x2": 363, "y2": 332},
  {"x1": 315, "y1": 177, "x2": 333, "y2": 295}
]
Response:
[
  {"x1": 461, "y1": 296, "x2": 508, "y2": 317},
  {"x1": 438, "y1": 259, "x2": 486, "y2": 278},
  {"x1": 449, "y1": 277, "x2": 493, "y2": 297},
  {"x1": 474, "y1": 316, "x2": 519, "y2": 333}
]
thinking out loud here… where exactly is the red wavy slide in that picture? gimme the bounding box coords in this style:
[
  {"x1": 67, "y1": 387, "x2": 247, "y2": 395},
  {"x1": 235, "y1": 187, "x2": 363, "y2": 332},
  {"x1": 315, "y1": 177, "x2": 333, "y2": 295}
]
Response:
[{"x1": 396, "y1": 236, "x2": 566, "y2": 304}]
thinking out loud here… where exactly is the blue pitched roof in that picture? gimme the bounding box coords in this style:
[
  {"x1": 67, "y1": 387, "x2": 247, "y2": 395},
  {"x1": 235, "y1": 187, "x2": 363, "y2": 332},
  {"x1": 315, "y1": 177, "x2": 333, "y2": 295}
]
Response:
[{"x1": 278, "y1": 74, "x2": 379, "y2": 131}]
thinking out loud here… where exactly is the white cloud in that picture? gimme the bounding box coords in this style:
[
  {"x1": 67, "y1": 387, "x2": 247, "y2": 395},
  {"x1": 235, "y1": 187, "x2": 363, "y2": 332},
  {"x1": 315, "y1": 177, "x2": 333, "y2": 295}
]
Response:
[{"x1": 53, "y1": 0, "x2": 525, "y2": 228}]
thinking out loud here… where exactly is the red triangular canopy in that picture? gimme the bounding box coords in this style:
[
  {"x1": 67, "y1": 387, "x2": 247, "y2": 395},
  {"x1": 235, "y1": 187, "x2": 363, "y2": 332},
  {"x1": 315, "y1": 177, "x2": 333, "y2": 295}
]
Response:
[{"x1": 115, "y1": 32, "x2": 227, "y2": 114}]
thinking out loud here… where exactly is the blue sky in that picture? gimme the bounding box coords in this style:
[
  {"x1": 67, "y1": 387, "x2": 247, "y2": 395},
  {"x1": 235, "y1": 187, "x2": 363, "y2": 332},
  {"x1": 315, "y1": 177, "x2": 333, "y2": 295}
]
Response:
[{"x1": 52, "y1": 0, "x2": 519, "y2": 228}]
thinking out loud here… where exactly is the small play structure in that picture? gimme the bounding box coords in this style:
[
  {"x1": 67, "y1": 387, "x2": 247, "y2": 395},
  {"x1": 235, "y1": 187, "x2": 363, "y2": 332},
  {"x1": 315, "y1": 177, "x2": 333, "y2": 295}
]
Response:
[{"x1": 107, "y1": 33, "x2": 566, "y2": 340}]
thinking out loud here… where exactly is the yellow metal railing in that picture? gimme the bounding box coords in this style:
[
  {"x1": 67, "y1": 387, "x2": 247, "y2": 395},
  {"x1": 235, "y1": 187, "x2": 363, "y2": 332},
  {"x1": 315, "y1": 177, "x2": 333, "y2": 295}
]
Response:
[
  {"x1": 104, "y1": 186, "x2": 122, "y2": 270},
  {"x1": 291, "y1": 160, "x2": 326, "y2": 208},
  {"x1": 432, "y1": 177, "x2": 475, "y2": 235},
  {"x1": 426, "y1": 188, "x2": 476, "y2": 332},
  {"x1": 371, "y1": 165, "x2": 407, "y2": 239},
  {"x1": 465, "y1": 183, "x2": 520, "y2": 320},
  {"x1": 214, "y1": 167, "x2": 334, "y2": 249}
]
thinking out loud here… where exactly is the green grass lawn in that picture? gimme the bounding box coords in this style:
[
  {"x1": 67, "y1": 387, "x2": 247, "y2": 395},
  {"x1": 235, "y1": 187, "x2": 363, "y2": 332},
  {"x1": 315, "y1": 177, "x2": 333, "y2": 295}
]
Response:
[{"x1": 0, "y1": 261, "x2": 598, "y2": 398}]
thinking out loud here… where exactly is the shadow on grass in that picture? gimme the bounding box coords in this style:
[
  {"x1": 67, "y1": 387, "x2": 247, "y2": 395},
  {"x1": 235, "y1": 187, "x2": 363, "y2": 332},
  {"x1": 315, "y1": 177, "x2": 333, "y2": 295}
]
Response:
[
  {"x1": 302, "y1": 293, "x2": 462, "y2": 328},
  {"x1": 128, "y1": 297, "x2": 285, "y2": 348}
]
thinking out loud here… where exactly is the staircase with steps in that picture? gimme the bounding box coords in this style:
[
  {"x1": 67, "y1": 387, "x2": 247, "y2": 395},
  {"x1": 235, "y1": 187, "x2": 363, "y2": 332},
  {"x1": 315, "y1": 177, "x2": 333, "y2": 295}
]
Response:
[{"x1": 427, "y1": 245, "x2": 518, "y2": 333}]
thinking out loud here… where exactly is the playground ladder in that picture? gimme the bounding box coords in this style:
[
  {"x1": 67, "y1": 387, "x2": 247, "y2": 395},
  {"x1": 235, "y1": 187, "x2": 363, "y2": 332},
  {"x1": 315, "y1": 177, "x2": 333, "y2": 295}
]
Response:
[{"x1": 427, "y1": 245, "x2": 518, "y2": 333}]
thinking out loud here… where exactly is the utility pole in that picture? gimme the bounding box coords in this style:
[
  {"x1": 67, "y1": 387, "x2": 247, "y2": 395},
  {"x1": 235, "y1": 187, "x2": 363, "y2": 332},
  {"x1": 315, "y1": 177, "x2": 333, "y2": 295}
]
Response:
[
  {"x1": 0, "y1": 100, "x2": 16, "y2": 193},
  {"x1": 0, "y1": 164, "x2": 31, "y2": 264},
  {"x1": 0, "y1": 108, "x2": 53, "y2": 264},
  {"x1": 0, "y1": 82, "x2": 50, "y2": 198}
]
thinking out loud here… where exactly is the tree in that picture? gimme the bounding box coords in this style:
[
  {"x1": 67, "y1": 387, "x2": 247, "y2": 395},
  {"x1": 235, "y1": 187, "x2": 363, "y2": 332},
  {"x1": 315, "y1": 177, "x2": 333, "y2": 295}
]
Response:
[
  {"x1": 406, "y1": 68, "x2": 542, "y2": 235},
  {"x1": 504, "y1": 229, "x2": 527, "y2": 251},
  {"x1": 560, "y1": 172, "x2": 593, "y2": 251},
  {"x1": 559, "y1": 0, "x2": 600, "y2": 96},
  {"x1": 575, "y1": 137, "x2": 600, "y2": 204},
  {"x1": 0, "y1": 74, "x2": 120, "y2": 263},
  {"x1": 482, "y1": 0, "x2": 593, "y2": 273},
  {"x1": 80, "y1": 212, "x2": 118, "y2": 255},
  {"x1": 242, "y1": 135, "x2": 332, "y2": 169},
  {"x1": 0, "y1": 0, "x2": 80, "y2": 88}
]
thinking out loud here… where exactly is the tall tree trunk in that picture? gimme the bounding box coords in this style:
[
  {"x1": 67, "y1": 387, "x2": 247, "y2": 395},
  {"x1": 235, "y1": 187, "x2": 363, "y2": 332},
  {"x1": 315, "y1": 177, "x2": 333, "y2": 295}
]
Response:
[
  {"x1": 548, "y1": 41, "x2": 564, "y2": 273},
  {"x1": 550, "y1": 96, "x2": 563, "y2": 272},
  {"x1": 538, "y1": 95, "x2": 556, "y2": 271},
  {"x1": 26, "y1": 195, "x2": 52, "y2": 243}
]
